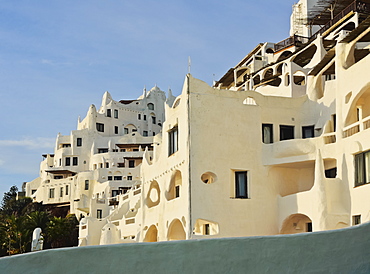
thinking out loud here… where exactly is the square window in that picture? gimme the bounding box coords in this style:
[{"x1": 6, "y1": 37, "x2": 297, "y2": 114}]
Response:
[
  {"x1": 280, "y1": 125, "x2": 294, "y2": 141},
  {"x1": 353, "y1": 215, "x2": 361, "y2": 225},
  {"x1": 262, "y1": 124, "x2": 273, "y2": 144},
  {"x1": 302, "y1": 125, "x2": 314, "y2": 139},
  {"x1": 96, "y1": 123, "x2": 104, "y2": 132},
  {"x1": 108, "y1": 176, "x2": 112, "y2": 181},
  {"x1": 127, "y1": 176, "x2": 132, "y2": 181},
  {"x1": 143, "y1": 131, "x2": 148, "y2": 137},
  {"x1": 235, "y1": 171, "x2": 248, "y2": 199},
  {"x1": 112, "y1": 190, "x2": 120, "y2": 197}
]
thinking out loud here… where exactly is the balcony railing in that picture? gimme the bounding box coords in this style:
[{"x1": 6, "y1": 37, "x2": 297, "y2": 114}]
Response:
[
  {"x1": 323, "y1": 132, "x2": 336, "y2": 144},
  {"x1": 343, "y1": 115, "x2": 370, "y2": 138},
  {"x1": 274, "y1": 35, "x2": 310, "y2": 52},
  {"x1": 313, "y1": 0, "x2": 370, "y2": 38}
]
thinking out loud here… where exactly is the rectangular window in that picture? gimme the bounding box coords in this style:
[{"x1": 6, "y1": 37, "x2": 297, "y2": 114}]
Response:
[
  {"x1": 306, "y1": 222, "x2": 313, "y2": 232},
  {"x1": 127, "y1": 176, "x2": 132, "y2": 180},
  {"x1": 235, "y1": 171, "x2": 248, "y2": 199},
  {"x1": 97, "y1": 209, "x2": 102, "y2": 219},
  {"x1": 129, "y1": 160, "x2": 135, "y2": 168},
  {"x1": 175, "y1": 185, "x2": 180, "y2": 198},
  {"x1": 85, "y1": 180, "x2": 89, "y2": 190},
  {"x1": 355, "y1": 150, "x2": 370, "y2": 187},
  {"x1": 168, "y1": 126, "x2": 178, "y2": 156},
  {"x1": 31, "y1": 189, "x2": 37, "y2": 195},
  {"x1": 144, "y1": 115, "x2": 147, "y2": 120},
  {"x1": 96, "y1": 123, "x2": 104, "y2": 132},
  {"x1": 114, "y1": 176, "x2": 122, "y2": 180},
  {"x1": 49, "y1": 188, "x2": 55, "y2": 198},
  {"x1": 262, "y1": 124, "x2": 273, "y2": 144},
  {"x1": 65, "y1": 185, "x2": 69, "y2": 195},
  {"x1": 98, "y1": 148, "x2": 109, "y2": 153},
  {"x1": 77, "y1": 138, "x2": 82, "y2": 147},
  {"x1": 152, "y1": 116, "x2": 156, "y2": 124},
  {"x1": 302, "y1": 125, "x2": 314, "y2": 139},
  {"x1": 112, "y1": 190, "x2": 120, "y2": 197},
  {"x1": 138, "y1": 114, "x2": 141, "y2": 120},
  {"x1": 280, "y1": 125, "x2": 294, "y2": 141},
  {"x1": 65, "y1": 157, "x2": 71, "y2": 166},
  {"x1": 117, "y1": 163, "x2": 124, "y2": 168},
  {"x1": 114, "y1": 126, "x2": 118, "y2": 134},
  {"x1": 73, "y1": 157, "x2": 78, "y2": 166},
  {"x1": 114, "y1": 109, "x2": 118, "y2": 119},
  {"x1": 59, "y1": 158, "x2": 62, "y2": 166},
  {"x1": 60, "y1": 187, "x2": 63, "y2": 197},
  {"x1": 353, "y1": 215, "x2": 361, "y2": 225},
  {"x1": 54, "y1": 176, "x2": 63, "y2": 180},
  {"x1": 124, "y1": 128, "x2": 129, "y2": 134},
  {"x1": 204, "y1": 224, "x2": 210, "y2": 235},
  {"x1": 325, "y1": 168, "x2": 337, "y2": 178},
  {"x1": 105, "y1": 162, "x2": 109, "y2": 168},
  {"x1": 143, "y1": 131, "x2": 148, "y2": 136},
  {"x1": 107, "y1": 109, "x2": 111, "y2": 117},
  {"x1": 108, "y1": 176, "x2": 112, "y2": 181}
]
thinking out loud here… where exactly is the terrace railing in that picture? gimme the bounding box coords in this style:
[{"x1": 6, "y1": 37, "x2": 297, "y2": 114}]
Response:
[
  {"x1": 274, "y1": 35, "x2": 310, "y2": 52},
  {"x1": 312, "y1": 0, "x2": 370, "y2": 38}
]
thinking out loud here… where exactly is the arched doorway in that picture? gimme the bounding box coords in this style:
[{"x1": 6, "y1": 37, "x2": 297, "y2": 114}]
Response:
[
  {"x1": 143, "y1": 225, "x2": 158, "y2": 242},
  {"x1": 280, "y1": 214, "x2": 312, "y2": 234},
  {"x1": 167, "y1": 219, "x2": 186, "y2": 241}
]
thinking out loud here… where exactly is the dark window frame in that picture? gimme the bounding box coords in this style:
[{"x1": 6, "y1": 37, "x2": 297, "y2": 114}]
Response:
[
  {"x1": 262, "y1": 124, "x2": 273, "y2": 144},
  {"x1": 302, "y1": 125, "x2": 315, "y2": 139},
  {"x1": 235, "y1": 171, "x2": 248, "y2": 199},
  {"x1": 77, "y1": 138, "x2": 82, "y2": 147},
  {"x1": 355, "y1": 150, "x2": 370, "y2": 187},
  {"x1": 168, "y1": 126, "x2": 179, "y2": 156},
  {"x1": 96, "y1": 123, "x2": 104, "y2": 132},
  {"x1": 280, "y1": 125, "x2": 295, "y2": 141}
]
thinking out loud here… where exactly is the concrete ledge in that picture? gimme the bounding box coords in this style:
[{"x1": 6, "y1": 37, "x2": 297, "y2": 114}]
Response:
[{"x1": 1, "y1": 222, "x2": 370, "y2": 273}]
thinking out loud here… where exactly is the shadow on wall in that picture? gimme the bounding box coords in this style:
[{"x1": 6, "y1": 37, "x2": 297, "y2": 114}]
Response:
[{"x1": 1, "y1": 222, "x2": 370, "y2": 273}]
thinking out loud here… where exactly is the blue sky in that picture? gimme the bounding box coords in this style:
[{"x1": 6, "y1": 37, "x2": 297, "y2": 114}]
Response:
[{"x1": 0, "y1": 0, "x2": 295, "y2": 197}]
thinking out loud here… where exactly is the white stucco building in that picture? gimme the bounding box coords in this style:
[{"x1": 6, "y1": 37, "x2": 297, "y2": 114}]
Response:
[{"x1": 26, "y1": 0, "x2": 370, "y2": 245}]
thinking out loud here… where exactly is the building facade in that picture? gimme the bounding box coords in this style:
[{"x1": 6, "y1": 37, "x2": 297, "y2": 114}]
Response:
[{"x1": 26, "y1": 0, "x2": 370, "y2": 245}]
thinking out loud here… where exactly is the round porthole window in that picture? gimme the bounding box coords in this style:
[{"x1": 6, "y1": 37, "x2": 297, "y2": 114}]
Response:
[{"x1": 201, "y1": 172, "x2": 217, "y2": 184}]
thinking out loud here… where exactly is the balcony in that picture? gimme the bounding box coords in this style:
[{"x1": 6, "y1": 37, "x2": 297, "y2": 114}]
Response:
[
  {"x1": 343, "y1": 115, "x2": 370, "y2": 138},
  {"x1": 274, "y1": 35, "x2": 309, "y2": 52},
  {"x1": 312, "y1": 0, "x2": 370, "y2": 38}
]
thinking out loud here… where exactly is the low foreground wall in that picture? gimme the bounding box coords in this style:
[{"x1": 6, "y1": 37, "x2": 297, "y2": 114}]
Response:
[{"x1": 1, "y1": 222, "x2": 370, "y2": 273}]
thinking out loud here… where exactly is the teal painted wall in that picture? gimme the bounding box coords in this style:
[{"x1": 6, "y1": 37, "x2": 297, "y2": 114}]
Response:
[{"x1": 1, "y1": 223, "x2": 370, "y2": 273}]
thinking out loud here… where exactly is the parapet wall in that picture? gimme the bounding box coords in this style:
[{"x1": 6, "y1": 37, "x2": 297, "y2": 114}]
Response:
[{"x1": 1, "y1": 222, "x2": 370, "y2": 273}]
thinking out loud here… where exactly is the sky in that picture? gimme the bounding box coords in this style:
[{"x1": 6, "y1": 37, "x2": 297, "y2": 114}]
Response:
[{"x1": 0, "y1": 0, "x2": 296, "y2": 198}]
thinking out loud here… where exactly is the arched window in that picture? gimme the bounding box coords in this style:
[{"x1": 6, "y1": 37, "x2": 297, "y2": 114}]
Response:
[{"x1": 147, "y1": 103, "x2": 154, "y2": 110}]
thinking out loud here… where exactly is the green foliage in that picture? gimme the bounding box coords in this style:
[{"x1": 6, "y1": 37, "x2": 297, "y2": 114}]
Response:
[{"x1": 0, "y1": 185, "x2": 78, "y2": 256}]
